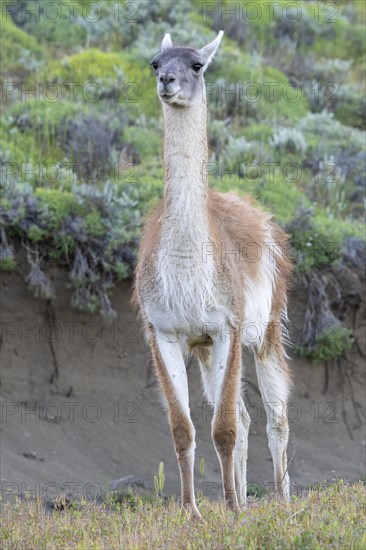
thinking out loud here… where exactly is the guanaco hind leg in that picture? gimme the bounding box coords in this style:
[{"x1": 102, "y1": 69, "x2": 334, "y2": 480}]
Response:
[{"x1": 254, "y1": 322, "x2": 291, "y2": 501}]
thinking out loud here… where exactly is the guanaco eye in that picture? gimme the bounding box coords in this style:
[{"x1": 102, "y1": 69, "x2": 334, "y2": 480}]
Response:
[
  {"x1": 151, "y1": 61, "x2": 159, "y2": 70},
  {"x1": 192, "y1": 63, "x2": 203, "y2": 72}
]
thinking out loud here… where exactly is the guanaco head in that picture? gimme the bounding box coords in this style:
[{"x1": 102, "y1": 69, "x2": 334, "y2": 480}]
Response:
[{"x1": 150, "y1": 31, "x2": 224, "y2": 107}]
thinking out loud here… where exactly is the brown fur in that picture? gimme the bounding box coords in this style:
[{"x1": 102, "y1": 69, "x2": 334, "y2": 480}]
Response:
[
  {"x1": 211, "y1": 329, "x2": 242, "y2": 512},
  {"x1": 133, "y1": 190, "x2": 292, "y2": 331}
]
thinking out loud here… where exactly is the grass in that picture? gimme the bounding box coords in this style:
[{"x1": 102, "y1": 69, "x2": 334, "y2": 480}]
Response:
[{"x1": 1, "y1": 480, "x2": 365, "y2": 549}]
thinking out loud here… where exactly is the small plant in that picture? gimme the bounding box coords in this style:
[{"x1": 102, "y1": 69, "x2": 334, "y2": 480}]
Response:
[
  {"x1": 196, "y1": 457, "x2": 206, "y2": 507},
  {"x1": 313, "y1": 155, "x2": 348, "y2": 217},
  {"x1": 154, "y1": 461, "x2": 165, "y2": 499},
  {"x1": 0, "y1": 245, "x2": 16, "y2": 271},
  {"x1": 247, "y1": 483, "x2": 268, "y2": 498},
  {"x1": 25, "y1": 246, "x2": 54, "y2": 300}
]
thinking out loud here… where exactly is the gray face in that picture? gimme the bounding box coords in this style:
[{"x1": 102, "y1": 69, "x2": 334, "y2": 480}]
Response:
[{"x1": 150, "y1": 47, "x2": 206, "y2": 107}]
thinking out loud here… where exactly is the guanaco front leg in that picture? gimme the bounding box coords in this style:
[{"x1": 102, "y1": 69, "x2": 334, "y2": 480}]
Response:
[{"x1": 150, "y1": 327, "x2": 200, "y2": 518}]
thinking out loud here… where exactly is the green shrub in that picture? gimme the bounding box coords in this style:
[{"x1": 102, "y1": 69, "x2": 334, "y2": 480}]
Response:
[
  {"x1": 334, "y1": 84, "x2": 366, "y2": 130},
  {"x1": 0, "y1": 258, "x2": 17, "y2": 271},
  {"x1": 7, "y1": 100, "x2": 83, "y2": 138},
  {"x1": 28, "y1": 224, "x2": 46, "y2": 242},
  {"x1": 243, "y1": 124, "x2": 273, "y2": 142},
  {"x1": 0, "y1": 120, "x2": 43, "y2": 172},
  {"x1": 297, "y1": 112, "x2": 365, "y2": 213},
  {"x1": 1, "y1": 179, "x2": 141, "y2": 317},
  {"x1": 215, "y1": 1, "x2": 365, "y2": 61},
  {"x1": 123, "y1": 126, "x2": 162, "y2": 161},
  {"x1": 58, "y1": 112, "x2": 125, "y2": 178},
  {"x1": 211, "y1": 169, "x2": 305, "y2": 227},
  {"x1": 297, "y1": 326, "x2": 353, "y2": 362},
  {"x1": 0, "y1": 242, "x2": 16, "y2": 271},
  {"x1": 117, "y1": 51, "x2": 160, "y2": 118},
  {"x1": 43, "y1": 48, "x2": 158, "y2": 116},
  {"x1": 271, "y1": 127, "x2": 307, "y2": 157},
  {"x1": 35, "y1": 188, "x2": 83, "y2": 230},
  {"x1": 314, "y1": 21, "x2": 365, "y2": 60},
  {"x1": 258, "y1": 173, "x2": 305, "y2": 226},
  {"x1": 297, "y1": 110, "x2": 364, "y2": 147},
  {"x1": 287, "y1": 206, "x2": 362, "y2": 274},
  {"x1": 11, "y1": 0, "x2": 86, "y2": 50},
  {"x1": 83, "y1": 210, "x2": 105, "y2": 237},
  {"x1": 47, "y1": 49, "x2": 125, "y2": 86},
  {"x1": 208, "y1": 50, "x2": 309, "y2": 124},
  {"x1": 6, "y1": 100, "x2": 87, "y2": 165},
  {"x1": 0, "y1": 18, "x2": 44, "y2": 77}
]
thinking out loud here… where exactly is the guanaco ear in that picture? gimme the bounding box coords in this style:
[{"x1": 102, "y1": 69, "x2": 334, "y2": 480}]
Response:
[
  {"x1": 161, "y1": 33, "x2": 173, "y2": 51},
  {"x1": 198, "y1": 30, "x2": 224, "y2": 71}
]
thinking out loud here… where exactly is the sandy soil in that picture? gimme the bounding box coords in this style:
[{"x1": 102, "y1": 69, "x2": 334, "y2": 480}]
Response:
[{"x1": 0, "y1": 265, "x2": 365, "y2": 504}]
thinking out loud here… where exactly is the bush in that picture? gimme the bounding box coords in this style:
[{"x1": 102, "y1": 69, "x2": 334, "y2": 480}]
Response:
[
  {"x1": 221, "y1": 136, "x2": 266, "y2": 172},
  {"x1": 310, "y1": 58, "x2": 353, "y2": 83},
  {"x1": 6, "y1": 100, "x2": 84, "y2": 164},
  {"x1": 271, "y1": 127, "x2": 307, "y2": 157},
  {"x1": 43, "y1": 48, "x2": 159, "y2": 118},
  {"x1": 211, "y1": 169, "x2": 304, "y2": 227},
  {"x1": 11, "y1": 0, "x2": 86, "y2": 50},
  {"x1": 35, "y1": 188, "x2": 83, "y2": 231},
  {"x1": 0, "y1": 179, "x2": 142, "y2": 318},
  {"x1": 297, "y1": 110, "x2": 364, "y2": 144},
  {"x1": 272, "y1": 3, "x2": 322, "y2": 49},
  {"x1": 294, "y1": 267, "x2": 354, "y2": 361},
  {"x1": 7, "y1": 100, "x2": 83, "y2": 139},
  {"x1": 208, "y1": 50, "x2": 309, "y2": 124},
  {"x1": 314, "y1": 20, "x2": 365, "y2": 60},
  {"x1": 0, "y1": 18, "x2": 44, "y2": 77},
  {"x1": 311, "y1": 155, "x2": 349, "y2": 217},
  {"x1": 45, "y1": 49, "x2": 126, "y2": 97},
  {"x1": 243, "y1": 124, "x2": 273, "y2": 142},
  {"x1": 123, "y1": 126, "x2": 161, "y2": 161},
  {"x1": 74, "y1": 0, "x2": 192, "y2": 51},
  {"x1": 334, "y1": 84, "x2": 366, "y2": 130},
  {"x1": 287, "y1": 205, "x2": 363, "y2": 274},
  {"x1": 296, "y1": 111, "x2": 365, "y2": 217},
  {"x1": 0, "y1": 242, "x2": 16, "y2": 271},
  {"x1": 297, "y1": 326, "x2": 353, "y2": 362},
  {"x1": 58, "y1": 113, "x2": 126, "y2": 178}
]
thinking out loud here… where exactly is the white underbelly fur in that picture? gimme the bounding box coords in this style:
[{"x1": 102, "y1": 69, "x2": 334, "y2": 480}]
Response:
[{"x1": 146, "y1": 225, "x2": 279, "y2": 350}]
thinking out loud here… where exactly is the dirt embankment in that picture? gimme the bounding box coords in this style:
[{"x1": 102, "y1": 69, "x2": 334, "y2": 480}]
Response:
[{"x1": 0, "y1": 263, "x2": 365, "y2": 503}]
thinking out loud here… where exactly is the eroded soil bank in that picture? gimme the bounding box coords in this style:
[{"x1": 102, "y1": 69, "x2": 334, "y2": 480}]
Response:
[{"x1": 1, "y1": 265, "x2": 364, "y2": 503}]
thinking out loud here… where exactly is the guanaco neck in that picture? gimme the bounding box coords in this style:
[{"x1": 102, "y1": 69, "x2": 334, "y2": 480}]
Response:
[
  {"x1": 156, "y1": 91, "x2": 218, "y2": 321},
  {"x1": 161, "y1": 95, "x2": 209, "y2": 235}
]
